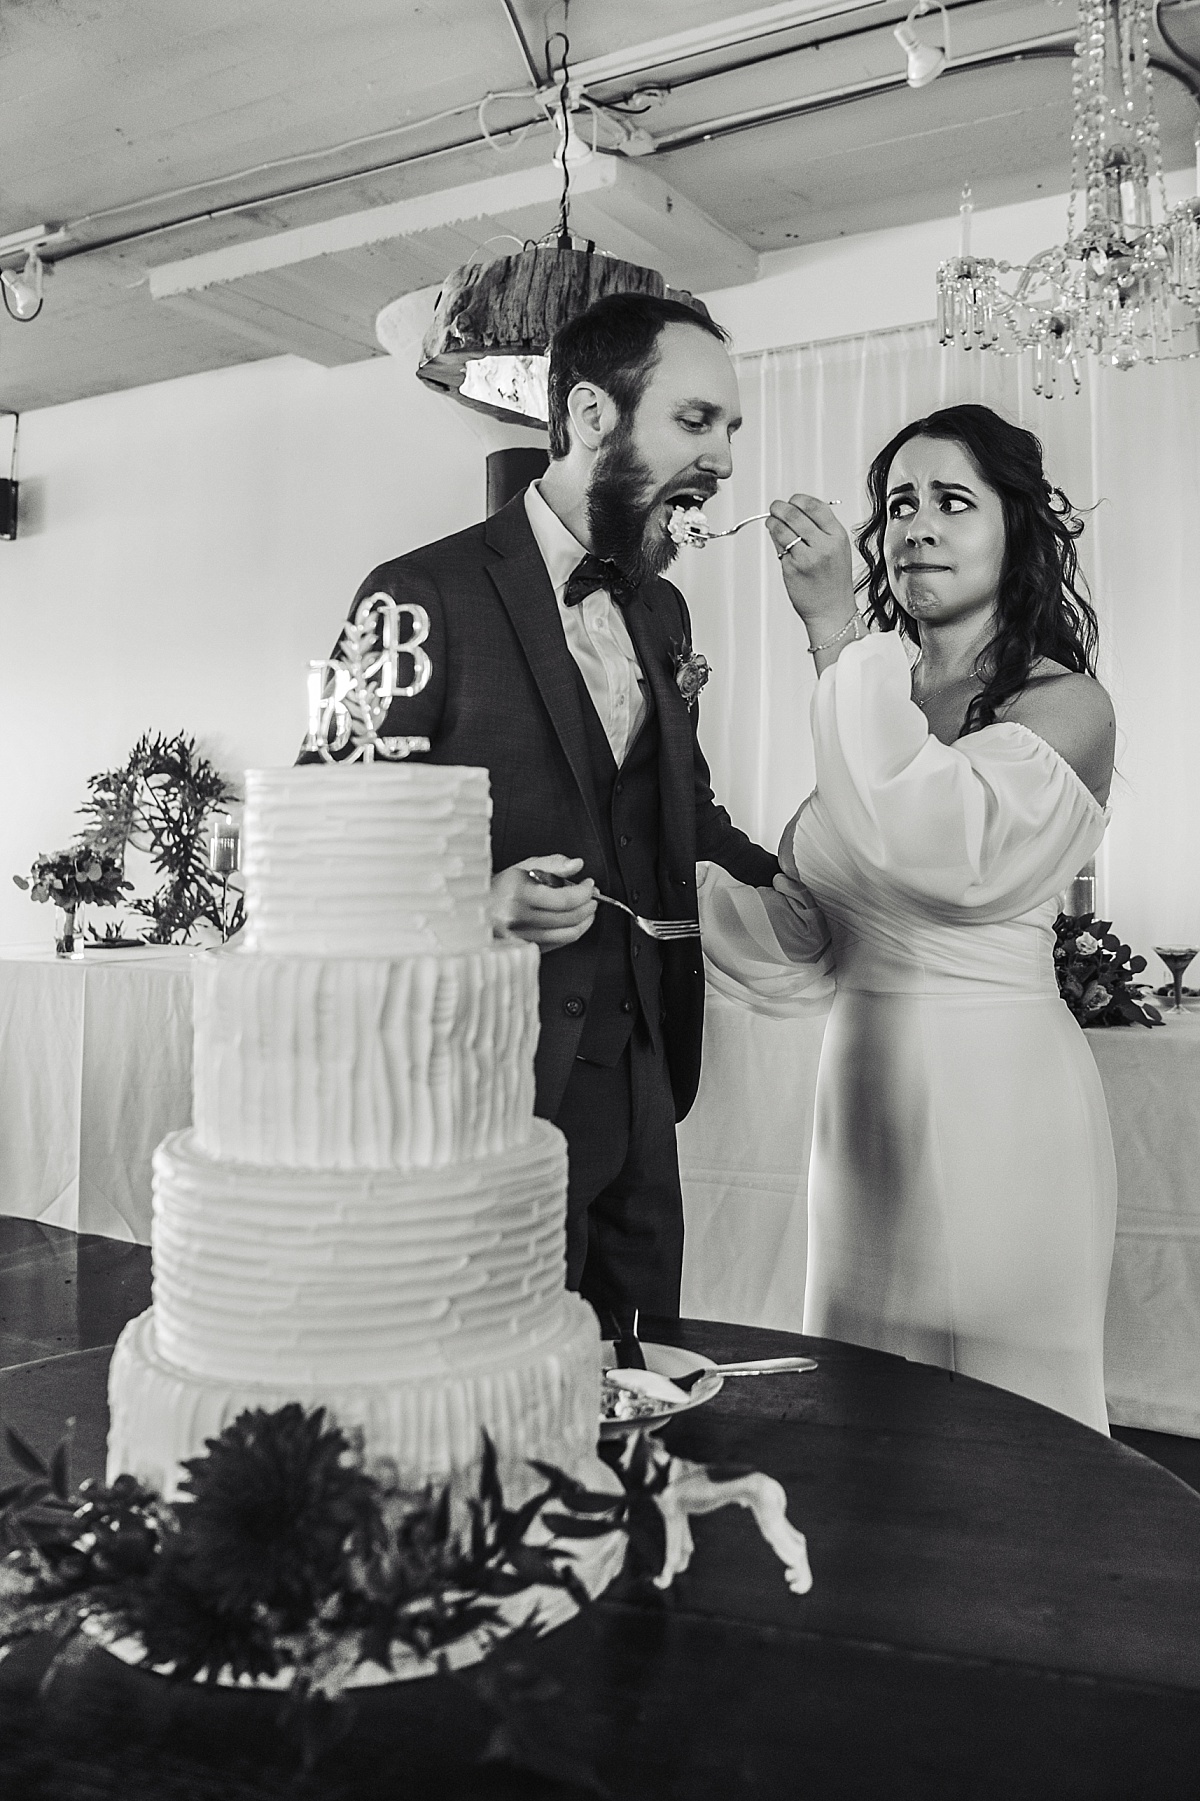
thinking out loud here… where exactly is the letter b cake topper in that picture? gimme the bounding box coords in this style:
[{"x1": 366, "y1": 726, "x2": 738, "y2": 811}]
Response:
[{"x1": 304, "y1": 592, "x2": 432, "y2": 763}]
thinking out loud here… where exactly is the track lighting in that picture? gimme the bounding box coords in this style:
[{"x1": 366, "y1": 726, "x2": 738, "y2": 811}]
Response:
[
  {"x1": 894, "y1": 1, "x2": 950, "y2": 88},
  {"x1": 1, "y1": 247, "x2": 45, "y2": 321}
]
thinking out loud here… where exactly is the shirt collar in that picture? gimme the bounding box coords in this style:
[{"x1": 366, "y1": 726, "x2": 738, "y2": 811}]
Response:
[{"x1": 524, "y1": 480, "x2": 590, "y2": 600}]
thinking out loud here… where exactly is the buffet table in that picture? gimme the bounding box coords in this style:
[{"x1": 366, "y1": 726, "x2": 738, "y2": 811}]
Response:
[
  {"x1": 0, "y1": 946, "x2": 195, "y2": 1242},
  {"x1": 2, "y1": 947, "x2": 1198, "y2": 1434},
  {"x1": 2, "y1": 1320, "x2": 1199, "y2": 1799},
  {"x1": 678, "y1": 994, "x2": 1200, "y2": 1436}
]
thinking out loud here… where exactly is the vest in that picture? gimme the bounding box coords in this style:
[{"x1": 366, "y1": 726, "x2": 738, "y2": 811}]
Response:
[{"x1": 572, "y1": 662, "x2": 664, "y2": 1066}]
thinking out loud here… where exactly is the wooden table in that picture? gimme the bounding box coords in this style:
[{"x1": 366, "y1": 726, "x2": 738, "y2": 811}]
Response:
[{"x1": 2, "y1": 1318, "x2": 1199, "y2": 1799}]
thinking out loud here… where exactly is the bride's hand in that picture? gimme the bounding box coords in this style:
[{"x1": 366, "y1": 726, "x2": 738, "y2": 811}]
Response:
[{"x1": 767, "y1": 495, "x2": 855, "y2": 636}]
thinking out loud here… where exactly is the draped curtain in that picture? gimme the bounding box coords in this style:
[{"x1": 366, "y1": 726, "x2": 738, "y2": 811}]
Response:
[{"x1": 682, "y1": 323, "x2": 1200, "y2": 962}]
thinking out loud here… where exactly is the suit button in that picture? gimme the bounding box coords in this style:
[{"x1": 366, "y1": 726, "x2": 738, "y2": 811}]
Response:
[
  {"x1": 631, "y1": 890, "x2": 639, "y2": 903},
  {"x1": 615, "y1": 780, "x2": 624, "y2": 794},
  {"x1": 632, "y1": 944, "x2": 640, "y2": 959},
  {"x1": 620, "y1": 999, "x2": 634, "y2": 1014},
  {"x1": 563, "y1": 996, "x2": 586, "y2": 1018},
  {"x1": 619, "y1": 833, "x2": 630, "y2": 847}
]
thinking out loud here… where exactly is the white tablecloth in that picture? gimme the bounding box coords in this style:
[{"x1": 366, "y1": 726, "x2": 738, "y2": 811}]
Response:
[
  {"x1": 2, "y1": 944, "x2": 1196, "y2": 1434},
  {"x1": 679, "y1": 993, "x2": 1200, "y2": 1436},
  {"x1": 0, "y1": 946, "x2": 196, "y2": 1243}
]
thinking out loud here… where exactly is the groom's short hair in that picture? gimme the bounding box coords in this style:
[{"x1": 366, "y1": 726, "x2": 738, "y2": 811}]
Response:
[{"x1": 546, "y1": 291, "x2": 728, "y2": 460}]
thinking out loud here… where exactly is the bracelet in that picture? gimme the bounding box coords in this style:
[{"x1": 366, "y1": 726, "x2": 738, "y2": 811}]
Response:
[{"x1": 806, "y1": 613, "x2": 860, "y2": 656}]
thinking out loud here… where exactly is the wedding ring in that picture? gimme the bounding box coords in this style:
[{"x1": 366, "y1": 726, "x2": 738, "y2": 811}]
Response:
[{"x1": 778, "y1": 534, "x2": 805, "y2": 561}]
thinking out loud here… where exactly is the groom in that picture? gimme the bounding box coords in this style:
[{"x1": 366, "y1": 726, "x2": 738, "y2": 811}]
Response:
[{"x1": 329, "y1": 290, "x2": 776, "y2": 1321}]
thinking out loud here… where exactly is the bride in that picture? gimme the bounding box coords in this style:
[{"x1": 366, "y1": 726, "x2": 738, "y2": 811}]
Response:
[{"x1": 700, "y1": 403, "x2": 1117, "y2": 1433}]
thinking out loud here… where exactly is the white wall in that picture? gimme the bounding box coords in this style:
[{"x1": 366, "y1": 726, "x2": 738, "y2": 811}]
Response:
[{"x1": 0, "y1": 342, "x2": 496, "y2": 946}]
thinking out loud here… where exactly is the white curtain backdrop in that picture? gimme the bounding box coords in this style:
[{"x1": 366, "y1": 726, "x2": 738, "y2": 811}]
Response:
[{"x1": 679, "y1": 323, "x2": 1200, "y2": 962}]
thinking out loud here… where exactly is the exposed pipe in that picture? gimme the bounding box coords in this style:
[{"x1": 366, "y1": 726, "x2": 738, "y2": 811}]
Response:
[{"x1": 35, "y1": 19, "x2": 1200, "y2": 270}]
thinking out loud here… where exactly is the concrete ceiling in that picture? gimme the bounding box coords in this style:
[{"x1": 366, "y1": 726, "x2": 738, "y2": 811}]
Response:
[{"x1": 0, "y1": 0, "x2": 1197, "y2": 412}]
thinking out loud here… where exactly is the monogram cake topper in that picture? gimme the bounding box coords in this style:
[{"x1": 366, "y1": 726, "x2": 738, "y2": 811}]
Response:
[{"x1": 303, "y1": 592, "x2": 432, "y2": 764}]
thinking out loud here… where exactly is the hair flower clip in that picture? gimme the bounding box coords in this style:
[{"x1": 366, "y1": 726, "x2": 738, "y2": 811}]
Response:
[{"x1": 672, "y1": 644, "x2": 711, "y2": 710}]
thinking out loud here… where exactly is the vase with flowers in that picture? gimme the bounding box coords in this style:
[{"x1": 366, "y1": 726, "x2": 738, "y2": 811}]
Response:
[
  {"x1": 1053, "y1": 912, "x2": 1162, "y2": 1028},
  {"x1": 13, "y1": 845, "x2": 133, "y2": 958}
]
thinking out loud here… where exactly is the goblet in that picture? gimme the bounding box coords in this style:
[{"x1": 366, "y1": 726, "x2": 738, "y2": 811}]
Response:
[{"x1": 1153, "y1": 946, "x2": 1198, "y2": 1012}]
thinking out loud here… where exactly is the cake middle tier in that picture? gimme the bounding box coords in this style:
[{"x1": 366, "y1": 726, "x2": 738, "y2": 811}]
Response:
[
  {"x1": 193, "y1": 939, "x2": 540, "y2": 1168},
  {"x1": 152, "y1": 1120, "x2": 568, "y2": 1386}
]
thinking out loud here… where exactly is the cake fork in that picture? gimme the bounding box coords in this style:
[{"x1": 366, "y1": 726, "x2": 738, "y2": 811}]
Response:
[
  {"x1": 682, "y1": 501, "x2": 842, "y2": 541},
  {"x1": 525, "y1": 868, "x2": 700, "y2": 940}
]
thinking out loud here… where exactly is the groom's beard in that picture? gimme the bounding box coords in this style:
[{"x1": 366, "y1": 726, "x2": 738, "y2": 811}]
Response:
[{"x1": 586, "y1": 425, "x2": 680, "y2": 587}]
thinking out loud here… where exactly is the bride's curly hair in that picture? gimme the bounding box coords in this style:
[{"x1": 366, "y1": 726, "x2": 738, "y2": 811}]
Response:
[{"x1": 855, "y1": 404, "x2": 1099, "y2": 736}]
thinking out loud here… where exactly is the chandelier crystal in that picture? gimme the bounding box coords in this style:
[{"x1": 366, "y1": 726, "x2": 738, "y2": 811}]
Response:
[{"x1": 937, "y1": 0, "x2": 1200, "y2": 394}]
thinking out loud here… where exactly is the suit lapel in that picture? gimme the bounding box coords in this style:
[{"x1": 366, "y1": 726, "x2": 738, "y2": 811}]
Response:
[{"x1": 484, "y1": 497, "x2": 606, "y2": 865}]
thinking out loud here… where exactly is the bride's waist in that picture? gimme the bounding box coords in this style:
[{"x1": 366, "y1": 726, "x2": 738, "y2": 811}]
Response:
[{"x1": 832, "y1": 932, "x2": 1056, "y2": 998}]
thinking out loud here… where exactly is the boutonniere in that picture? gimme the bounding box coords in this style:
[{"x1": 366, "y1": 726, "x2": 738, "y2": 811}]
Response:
[{"x1": 672, "y1": 642, "x2": 711, "y2": 710}]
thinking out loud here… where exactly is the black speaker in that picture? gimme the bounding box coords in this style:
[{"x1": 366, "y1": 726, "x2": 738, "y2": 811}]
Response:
[
  {"x1": 486, "y1": 447, "x2": 549, "y2": 517},
  {"x1": 0, "y1": 480, "x2": 16, "y2": 541}
]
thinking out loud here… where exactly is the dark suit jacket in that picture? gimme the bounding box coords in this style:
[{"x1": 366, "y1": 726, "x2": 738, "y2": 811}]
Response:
[{"x1": 337, "y1": 491, "x2": 778, "y2": 1121}]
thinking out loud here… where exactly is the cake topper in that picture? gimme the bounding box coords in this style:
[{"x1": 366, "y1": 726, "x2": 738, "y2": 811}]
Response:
[{"x1": 303, "y1": 592, "x2": 432, "y2": 763}]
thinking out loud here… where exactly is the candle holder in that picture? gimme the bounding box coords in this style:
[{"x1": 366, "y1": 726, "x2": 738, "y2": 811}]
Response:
[
  {"x1": 303, "y1": 592, "x2": 432, "y2": 765},
  {"x1": 207, "y1": 815, "x2": 241, "y2": 942}
]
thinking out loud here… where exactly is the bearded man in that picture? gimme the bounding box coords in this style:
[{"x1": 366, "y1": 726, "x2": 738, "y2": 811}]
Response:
[{"x1": 331, "y1": 291, "x2": 777, "y2": 1323}]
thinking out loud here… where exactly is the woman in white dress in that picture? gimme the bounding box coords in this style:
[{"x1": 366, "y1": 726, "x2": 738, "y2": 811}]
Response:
[{"x1": 701, "y1": 404, "x2": 1117, "y2": 1433}]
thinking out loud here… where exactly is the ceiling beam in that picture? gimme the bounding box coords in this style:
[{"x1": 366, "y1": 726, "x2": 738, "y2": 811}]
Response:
[{"x1": 148, "y1": 154, "x2": 758, "y2": 305}]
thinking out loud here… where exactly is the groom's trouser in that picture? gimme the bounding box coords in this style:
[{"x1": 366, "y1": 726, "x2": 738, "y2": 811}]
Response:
[{"x1": 555, "y1": 1020, "x2": 684, "y2": 1321}]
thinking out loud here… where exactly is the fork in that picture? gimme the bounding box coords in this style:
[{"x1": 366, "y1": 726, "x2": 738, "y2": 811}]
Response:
[
  {"x1": 692, "y1": 501, "x2": 843, "y2": 540},
  {"x1": 525, "y1": 867, "x2": 700, "y2": 940}
]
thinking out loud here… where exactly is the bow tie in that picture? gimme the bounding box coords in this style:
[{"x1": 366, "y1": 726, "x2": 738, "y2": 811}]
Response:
[{"x1": 563, "y1": 553, "x2": 637, "y2": 610}]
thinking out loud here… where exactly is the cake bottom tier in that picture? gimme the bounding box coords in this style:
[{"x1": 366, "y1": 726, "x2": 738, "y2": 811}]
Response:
[{"x1": 107, "y1": 1294, "x2": 605, "y2": 1502}]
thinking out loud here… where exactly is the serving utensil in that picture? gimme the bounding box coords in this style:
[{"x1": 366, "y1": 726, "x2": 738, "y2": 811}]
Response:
[{"x1": 604, "y1": 1356, "x2": 818, "y2": 1407}]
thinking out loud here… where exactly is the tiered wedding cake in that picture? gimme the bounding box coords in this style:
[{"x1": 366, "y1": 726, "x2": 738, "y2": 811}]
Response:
[{"x1": 107, "y1": 763, "x2": 603, "y2": 1499}]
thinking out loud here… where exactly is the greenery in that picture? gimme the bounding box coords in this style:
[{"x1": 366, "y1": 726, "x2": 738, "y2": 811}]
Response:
[
  {"x1": 78, "y1": 732, "x2": 243, "y2": 943},
  {"x1": 12, "y1": 845, "x2": 131, "y2": 912},
  {"x1": 1054, "y1": 912, "x2": 1162, "y2": 1028},
  {"x1": 0, "y1": 1403, "x2": 656, "y2": 1708}
]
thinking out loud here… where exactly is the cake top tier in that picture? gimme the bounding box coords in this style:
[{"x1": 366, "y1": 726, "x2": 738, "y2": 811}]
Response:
[{"x1": 241, "y1": 765, "x2": 493, "y2": 956}]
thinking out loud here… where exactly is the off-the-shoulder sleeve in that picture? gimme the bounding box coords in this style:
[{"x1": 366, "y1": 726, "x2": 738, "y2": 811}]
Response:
[
  {"x1": 804, "y1": 632, "x2": 1107, "y2": 921},
  {"x1": 696, "y1": 862, "x2": 836, "y2": 1018}
]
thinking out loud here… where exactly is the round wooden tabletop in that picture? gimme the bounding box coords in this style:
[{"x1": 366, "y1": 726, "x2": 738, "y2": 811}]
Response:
[{"x1": 2, "y1": 1319, "x2": 1199, "y2": 1799}]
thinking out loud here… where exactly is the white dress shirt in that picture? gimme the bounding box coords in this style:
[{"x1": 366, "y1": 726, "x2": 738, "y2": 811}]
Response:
[{"x1": 524, "y1": 481, "x2": 648, "y2": 767}]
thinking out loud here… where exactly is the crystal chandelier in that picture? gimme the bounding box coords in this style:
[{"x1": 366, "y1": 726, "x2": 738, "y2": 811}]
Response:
[{"x1": 937, "y1": 0, "x2": 1200, "y2": 395}]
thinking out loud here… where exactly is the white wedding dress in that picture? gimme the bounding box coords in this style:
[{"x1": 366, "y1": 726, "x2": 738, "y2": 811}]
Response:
[{"x1": 699, "y1": 631, "x2": 1116, "y2": 1434}]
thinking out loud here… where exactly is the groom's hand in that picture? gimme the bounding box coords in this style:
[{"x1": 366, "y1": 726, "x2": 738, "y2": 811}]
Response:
[
  {"x1": 489, "y1": 856, "x2": 598, "y2": 949},
  {"x1": 767, "y1": 494, "x2": 855, "y2": 638}
]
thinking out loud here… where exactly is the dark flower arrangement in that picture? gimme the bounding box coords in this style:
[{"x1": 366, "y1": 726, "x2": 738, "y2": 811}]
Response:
[
  {"x1": 0, "y1": 1403, "x2": 666, "y2": 1708},
  {"x1": 12, "y1": 845, "x2": 131, "y2": 912},
  {"x1": 1054, "y1": 912, "x2": 1162, "y2": 1028}
]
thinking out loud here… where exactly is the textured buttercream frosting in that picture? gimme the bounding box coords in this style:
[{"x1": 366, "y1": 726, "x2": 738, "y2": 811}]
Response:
[
  {"x1": 107, "y1": 1297, "x2": 603, "y2": 1501},
  {"x1": 108, "y1": 758, "x2": 605, "y2": 1509},
  {"x1": 193, "y1": 940, "x2": 539, "y2": 1169},
  {"x1": 151, "y1": 1122, "x2": 569, "y2": 1385},
  {"x1": 241, "y1": 764, "x2": 493, "y2": 956}
]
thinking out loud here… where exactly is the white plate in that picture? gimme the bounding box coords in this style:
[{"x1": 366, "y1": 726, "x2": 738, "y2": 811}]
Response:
[{"x1": 599, "y1": 1342, "x2": 723, "y2": 1437}]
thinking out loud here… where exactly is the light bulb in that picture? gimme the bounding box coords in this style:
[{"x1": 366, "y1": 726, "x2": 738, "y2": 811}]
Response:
[
  {"x1": 552, "y1": 110, "x2": 592, "y2": 167},
  {"x1": 1, "y1": 249, "x2": 43, "y2": 320},
  {"x1": 893, "y1": 21, "x2": 946, "y2": 88}
]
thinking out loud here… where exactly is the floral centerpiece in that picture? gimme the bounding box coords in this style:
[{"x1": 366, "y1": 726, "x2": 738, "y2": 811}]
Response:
[
  {"x1": 1054, "y1": 912, "x2": 1162, "y2": 1028},
  {"x1": 12, "y1": 846, "x2": 132, "y2": 956}
]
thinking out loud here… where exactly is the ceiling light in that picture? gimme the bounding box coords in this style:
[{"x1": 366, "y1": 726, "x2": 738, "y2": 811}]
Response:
[
  {"x1": 937, "y1": 0, "x2": 1200, "y2": 391},
  {"x1": 893, "y1": 2, "x2": 949, "y2": 88},
  {"x1": 1, "y1": 249, "x2": 44, "y2": 322}
]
